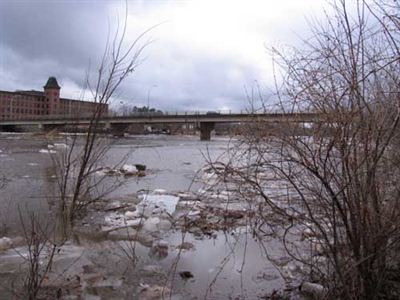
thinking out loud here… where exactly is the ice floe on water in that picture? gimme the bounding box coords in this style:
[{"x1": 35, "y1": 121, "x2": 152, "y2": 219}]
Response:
[
  {"x1": 53, "y1": 143, "x2": 67, "y2": 149},
  {"x1": 95, "y1": 164, "x2": 147, "y2": 177},
  {"x1": 39, "y1": 149, "x2": 56, "y2": 154},
  {"x1": 139, "y1": 193, "x2": 179, "y2": 215}
]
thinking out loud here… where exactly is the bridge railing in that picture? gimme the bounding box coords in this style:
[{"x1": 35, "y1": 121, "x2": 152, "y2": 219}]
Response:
[
  {"x1": 109, "y1": 108, "x2": 288, "y2": 117},
  {"x1": 0, "y1": 108, "x2": 307, "y2": 122}
]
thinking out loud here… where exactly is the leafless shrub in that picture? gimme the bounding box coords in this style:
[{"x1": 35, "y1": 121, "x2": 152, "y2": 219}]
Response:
[
  {"x1": 17, "y1": 210, "x2": 60, "y2": 300},
  {"x1": 207, "y1": 1, "x2": 400, "y2": 299}
]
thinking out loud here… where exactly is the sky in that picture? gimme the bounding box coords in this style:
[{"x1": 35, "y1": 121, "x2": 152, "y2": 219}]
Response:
[{"x1": 0, "y1": 0, "x2": 329, "y2": 112}]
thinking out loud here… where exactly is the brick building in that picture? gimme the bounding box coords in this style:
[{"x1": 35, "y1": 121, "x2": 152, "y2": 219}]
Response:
[{"x1": 0, "y1": 77, "x2": 107, "y2": 120}]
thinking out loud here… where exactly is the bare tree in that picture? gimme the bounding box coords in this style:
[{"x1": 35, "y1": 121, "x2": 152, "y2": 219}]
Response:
[
  {"x1": 207, "y1": 1, "x2": 400, "y2": 299},
  {"x1": 49, "y1": 6, "x2": 156, "y2": 235}
]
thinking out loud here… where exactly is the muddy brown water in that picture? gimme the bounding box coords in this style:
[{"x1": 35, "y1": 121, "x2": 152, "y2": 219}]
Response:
[{"x1": 0, "y1": 133, "x2": 291, "y2": 299}]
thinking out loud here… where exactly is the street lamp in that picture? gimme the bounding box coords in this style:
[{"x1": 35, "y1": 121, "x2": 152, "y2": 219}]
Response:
[
  {"x1": 120, "y1": 101, "x2": 124, "y2": 116},
  {"x1": 147, "y1": 85, "x2": 157, "y2": 113}
]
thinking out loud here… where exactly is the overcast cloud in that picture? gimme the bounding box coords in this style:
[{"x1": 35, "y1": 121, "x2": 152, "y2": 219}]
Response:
[{"x1": 0, "y1": 0, "x2": 328, "y2": 111}]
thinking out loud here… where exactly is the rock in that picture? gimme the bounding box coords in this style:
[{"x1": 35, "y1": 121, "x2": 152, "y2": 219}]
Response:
[
  {"x1": 179, "y1": 271, "x2": 194, "y2": 280},
  {"x1": 300, "y1": 282, "x2": 325, "y2": 298},
  {"x1": 0, "y1": 237, "x2": 12, "y2": 251},
  {"x1": 135, "y1": 164, "x2": 146, "y2": 171}
]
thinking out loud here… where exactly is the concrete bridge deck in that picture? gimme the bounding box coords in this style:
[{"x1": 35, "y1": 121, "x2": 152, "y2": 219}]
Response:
[{"x1": 0, "y1": 111, "x2": 318, "y2": 140}]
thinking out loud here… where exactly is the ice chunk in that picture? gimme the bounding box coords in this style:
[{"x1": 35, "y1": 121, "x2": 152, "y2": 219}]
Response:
[
  {"x1": 0, "y1": 237, "x2": 12, "y2": 251},
  {"x1": 54, "y1": 143, "x2": 68, "y2": 149},
  {"x1": 158, "y1": 219, "x2": 172, "y2": 231},
  {"x1": 153, "y1": 189, "x2": 167, "y2": 195},
  {"x1": 121, "y1": 164, "x2": 136, "y2": 173},
  {"x1": 125, "y1": 211, "x2": 136, "y2": 219},
  {"x1": 104, "y1": 212, "x2": 143, "y2": 231},
  {"x1": 142, "y1": 194, "x2": 179, "y2": 215},
  {"x1": 143, "y1": 217, "x2": 160, "y2": 232},
  {"x1": 39, "y1": 149, "x2": 56, "y2": 154}
]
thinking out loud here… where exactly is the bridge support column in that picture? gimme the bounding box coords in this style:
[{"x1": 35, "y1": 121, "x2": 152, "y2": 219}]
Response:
[
  {"x1": 104, "y1": 121, "x2": 111, "y2": 131},
  {"x1": 199, "y1": 122, "x2": 215, "y2": 141},
  {"x1": 42, "y1": 124, "x2": 65, "y2": 135},
  {"x1": 110, "y1": 123, "x2": 129, "y2": 137},
  {"x1": 0, "y1": 125, "x2": 17, "y2": 132}
]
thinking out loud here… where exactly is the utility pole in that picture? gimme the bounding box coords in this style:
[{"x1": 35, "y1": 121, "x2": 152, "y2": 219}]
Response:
[{"x1": 147, "y1": 85, "x2": 157, "y2": 113}]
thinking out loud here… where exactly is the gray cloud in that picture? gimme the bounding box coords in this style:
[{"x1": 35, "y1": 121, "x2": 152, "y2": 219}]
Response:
[{"x1": 0, "y1": 0, "x2": 326, "y2": 111}]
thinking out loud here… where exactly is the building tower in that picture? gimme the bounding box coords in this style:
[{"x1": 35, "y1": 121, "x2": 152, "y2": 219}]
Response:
[{"x1": 43, "y1": 76, "x2": 60, "y2": 115}]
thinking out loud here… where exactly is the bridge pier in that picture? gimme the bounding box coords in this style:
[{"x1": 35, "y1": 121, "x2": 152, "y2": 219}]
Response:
[
  {"x1": 41, "y1": 124, "x2": 65, "y2": 135},
  {"x1": 109, "y1": 123, "x2": 129, "y2": 137},
  {"x1": 199, "y1": 122, "x2": 215, "y2": 141},
  {"x1": 0, "y1": 125, "x2": 17, "y2": 132}
]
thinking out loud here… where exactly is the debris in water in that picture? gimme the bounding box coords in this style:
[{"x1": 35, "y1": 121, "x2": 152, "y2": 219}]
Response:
[{"x1": 179, "y1": 271, "x2": 194, "y2": 280}]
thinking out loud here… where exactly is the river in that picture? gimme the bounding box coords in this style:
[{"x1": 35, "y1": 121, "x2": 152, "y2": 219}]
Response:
[{"x1": 0, "y1": 133, "x2": 293, "y2": 300}]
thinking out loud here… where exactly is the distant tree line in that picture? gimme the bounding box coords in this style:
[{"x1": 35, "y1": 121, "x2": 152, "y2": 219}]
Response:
[{"x1": 113, "y1": 104, "x2": 164, "y2": 116}]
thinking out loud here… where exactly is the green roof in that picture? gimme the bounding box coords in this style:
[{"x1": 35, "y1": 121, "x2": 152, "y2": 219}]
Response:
[{"x1": 43, "y1": 77, "x2": 60, "y2": 89}]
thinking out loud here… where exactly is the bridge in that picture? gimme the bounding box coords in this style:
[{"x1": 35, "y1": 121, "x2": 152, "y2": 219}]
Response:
[{"x1": 0, "y1": 111, "x2": 318, "y2": 140}]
